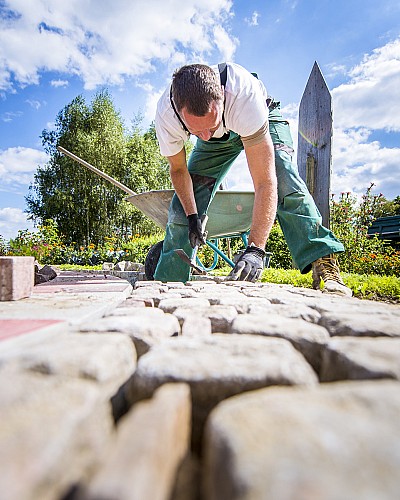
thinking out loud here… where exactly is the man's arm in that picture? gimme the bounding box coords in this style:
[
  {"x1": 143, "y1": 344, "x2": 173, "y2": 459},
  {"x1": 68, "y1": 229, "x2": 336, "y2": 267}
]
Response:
[
  {"x1": 167, "y1": 148, "x2": 197, "y2": 216},
  {"x1": 227, "y1": 133, "x2": 277, "y2": 282},
  {"x1": 244, "y1": 133, "x2": 277, "y2": 248}
]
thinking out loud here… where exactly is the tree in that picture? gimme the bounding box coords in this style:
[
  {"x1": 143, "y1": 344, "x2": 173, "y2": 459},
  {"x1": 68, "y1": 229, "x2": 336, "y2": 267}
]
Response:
[
  {"x1": 117, "y1": 123, "x2": 172, "y2": 234},
  {"x1": 26, "y1": 91, "x2": 171, "y2": 244},
  {"x1": 379, "y1": 195, "x2": 400, "y2": 216}
]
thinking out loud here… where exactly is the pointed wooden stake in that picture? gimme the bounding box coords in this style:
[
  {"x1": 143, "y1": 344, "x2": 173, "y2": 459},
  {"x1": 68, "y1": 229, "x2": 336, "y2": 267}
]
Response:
[{"x1": 297, "y1": 62, "x2": 332, "y2": 227}]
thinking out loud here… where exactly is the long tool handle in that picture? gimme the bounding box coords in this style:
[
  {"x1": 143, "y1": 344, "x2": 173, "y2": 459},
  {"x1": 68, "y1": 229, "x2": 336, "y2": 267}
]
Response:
[{"x1": 57, "y1": 146, "x2": 137, "y2": 196}]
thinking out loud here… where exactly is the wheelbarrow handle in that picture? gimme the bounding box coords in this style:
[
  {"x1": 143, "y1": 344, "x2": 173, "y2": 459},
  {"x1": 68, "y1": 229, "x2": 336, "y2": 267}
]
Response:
[{"x1": 57, "y1": 146, "x2": 137, "y2": 196}]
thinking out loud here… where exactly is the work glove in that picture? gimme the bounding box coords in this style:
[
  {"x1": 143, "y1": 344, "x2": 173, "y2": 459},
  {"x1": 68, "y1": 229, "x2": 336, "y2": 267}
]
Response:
[
  {"x1": 228, "y1": 244, "x2": 266, "y2": 282},
  {"x1": 187, "y1": 213, "x2": 206, "y2": 248}
]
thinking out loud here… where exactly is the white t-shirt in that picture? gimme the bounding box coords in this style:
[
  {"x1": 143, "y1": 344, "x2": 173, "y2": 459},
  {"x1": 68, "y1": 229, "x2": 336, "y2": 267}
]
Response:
[{"x1": 155, "y1": 62, "x2": 269, "y2": 157}]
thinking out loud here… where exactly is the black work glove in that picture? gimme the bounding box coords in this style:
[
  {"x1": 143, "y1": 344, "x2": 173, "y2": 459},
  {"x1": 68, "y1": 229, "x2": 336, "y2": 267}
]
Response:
[
  {"x1": 228, "y1": 244, "x2": 266, "y2": 282},
  {"x1": 187, "y1": 213, "x2": 206, "y2": 248}
]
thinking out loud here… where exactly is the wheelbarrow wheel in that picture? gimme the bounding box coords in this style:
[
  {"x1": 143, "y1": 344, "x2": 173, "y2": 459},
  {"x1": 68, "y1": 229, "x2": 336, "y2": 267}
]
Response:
[{"x1": 145, "y1": 240, "x2": 164, "y2": 280}]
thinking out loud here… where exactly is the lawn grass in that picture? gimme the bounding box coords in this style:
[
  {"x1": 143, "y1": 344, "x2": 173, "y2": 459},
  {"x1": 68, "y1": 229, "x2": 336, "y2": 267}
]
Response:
[{"x1": 216, "y1": 266, "x2": 400, "y2": 303}]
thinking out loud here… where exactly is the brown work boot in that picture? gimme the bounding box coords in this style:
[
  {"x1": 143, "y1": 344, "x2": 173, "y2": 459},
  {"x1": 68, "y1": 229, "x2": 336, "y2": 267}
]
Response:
[{"x1": 312, "y1": 254, "x2": 352, "y2": 296}]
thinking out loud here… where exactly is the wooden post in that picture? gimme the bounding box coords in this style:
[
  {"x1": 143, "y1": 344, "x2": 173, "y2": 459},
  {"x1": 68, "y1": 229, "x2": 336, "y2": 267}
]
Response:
[{"x1": 298, "y1": 62, "x2": 332, "y2": 228}]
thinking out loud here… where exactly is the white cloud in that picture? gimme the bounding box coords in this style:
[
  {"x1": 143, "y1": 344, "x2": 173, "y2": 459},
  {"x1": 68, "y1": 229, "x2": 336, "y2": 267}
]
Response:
[
  {"x1": 50, "y1": 79, "x2": 69, "y2": 88},
  {"x1": 331, "y1": 127, "x2": 400, "y2": 199},
  {"x1": 0, "y1": 207, "x2": 36, "y2": 241},
  {"x1": 143, "y1": 88, "x2": 164, "y2": 126},
  {"x1": 0, "y1": 147, "x2": 47, "y2": 186},
  {"x1": 25, "y1": 99, "x2": 41, "y2": 109},
  {"x1": 332, "y1": 37, "x2": 400, "y2": 131},
  {"x1": 245, "y1": 11, "x2": 260, "y2": 27},
  {"x1": 1, "y1": 110, "x2": 23, "y2": 122},
  {"x1": 0, "y1": 0, "x2": 237, "y2": 91},
  {"x1": 329, "y1": 36, "x2": 400, "y2": 200},
  {"x1": 213, "y1": 25, "x2": 238, "y2": 62}
]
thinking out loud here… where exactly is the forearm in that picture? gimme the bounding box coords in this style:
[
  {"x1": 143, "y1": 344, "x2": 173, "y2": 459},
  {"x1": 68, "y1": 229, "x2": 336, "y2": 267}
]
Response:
[
  {"x1": 244, "y1": 136, "x2": 277, "y2": 249},
  {"x1": 168, "y1": 149, "x2": 197, "y2": 216},
  {"x1": 248, "y1": 181, "x2": 277, "y2": 248}
]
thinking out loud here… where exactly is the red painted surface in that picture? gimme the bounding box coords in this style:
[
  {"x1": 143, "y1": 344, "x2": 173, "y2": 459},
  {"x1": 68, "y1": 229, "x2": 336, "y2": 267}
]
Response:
[{"x1": 0, "y1": 319, "x2": 64, "y2": 341}]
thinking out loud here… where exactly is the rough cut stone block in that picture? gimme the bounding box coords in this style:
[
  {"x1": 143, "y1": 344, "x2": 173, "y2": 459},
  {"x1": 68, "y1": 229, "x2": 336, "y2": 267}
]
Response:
[
  {"x1": 181, "y1": 316, "x2": 212, "y2": 337},
  {"x1": 0, "y1": 256, "x2": 34, "y2": 301},
  {"x1": 320, "y1": 337, "x2": 400, "y2": 382},
  {"x1": 0, "y1": 368, "x2": 113, "y2": 500},
  {"x1": 248, "y1": 302, "x2": 321, "y2": 323},
  {"x1": 192, "y1": 289, "x2": 241, "y2": 305},
  {"x1": 84, "y1": 383, "x2": 191, "y2": 500},
  {"x1": 110, "y1": 300, "x2": 148, "y2": 311},
  {"x1": 81, "y1": 312, "x2": 180, "y2": 357},
  {"x1": 108, "y1": 304, "x2": 165, "y2": 316},
  {"x1": 173, "y1": 305, "x2": 238, "y2": 333},
  {"x1": 231, "y1": 313, "x2": 329, "y2": 374},
  {"x1": 127, "y1": 335, "x2": 317, "y2": 451},
  {"x1": 203, "y1": 381, "x2": 400, "y2": 500},
  {"x1": 319, "y1": 311, "x2": 399, "y2": 337},
  {"x1": 217, "y1": 295, "x2": 271, "y2": 313},
  {"x1": 1, "y1": 333, "x2": 136, "y2": 395},
  {"x1": 158, "y1": 297, "x2": 210, "y2": 313},
  {"x1": 133, "y1": 280, "x2": 164, "y2": 288}
]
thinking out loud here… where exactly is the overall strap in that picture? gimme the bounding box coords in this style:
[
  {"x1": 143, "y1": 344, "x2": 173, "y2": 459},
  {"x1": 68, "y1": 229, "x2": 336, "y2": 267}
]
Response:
[
  {"x1": 217, "y1": 62, "x2": 227, "y2": 128},
  {"x1": 218, "y1": 62, "x2": 227, "y2": 86},
  {"x1": 170, "y1": 86, "x2": 190, "y2": 134}
]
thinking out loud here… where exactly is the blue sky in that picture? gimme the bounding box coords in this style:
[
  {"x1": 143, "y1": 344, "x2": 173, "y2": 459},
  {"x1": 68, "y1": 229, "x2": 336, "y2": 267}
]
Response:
[{"x1": 1, "y1": 0, "x2": 400, "y2": 240}]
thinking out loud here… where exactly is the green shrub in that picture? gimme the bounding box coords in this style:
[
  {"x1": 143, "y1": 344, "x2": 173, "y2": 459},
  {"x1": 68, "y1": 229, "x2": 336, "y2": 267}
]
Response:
[
  {"x1": 0, "y1": 235, "x2": 8, "y2": 256},
  {"x1": 330, "y1": 185, "x2": 400, "y2": 276},
  {"x1": 265, "y1": 223, "x2": 292, "y2": 269},
  {"x1": 119, "y1": 233, "x2": 164, "y2": 263},
  {"x1": 6, "y1": 218, "x2": 165, "y2": 266},
  {"x1": 260, "y1": 268, "x2": 400, "y2": 302},
  {"x1": 8, "y1": 220, "x2": 61, "y2": 262}
]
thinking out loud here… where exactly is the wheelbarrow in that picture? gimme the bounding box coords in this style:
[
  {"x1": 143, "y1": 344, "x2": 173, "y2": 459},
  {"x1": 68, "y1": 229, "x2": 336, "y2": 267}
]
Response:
[{"x1": 57, "y1": 146, "x2": 272, "y2": 278}]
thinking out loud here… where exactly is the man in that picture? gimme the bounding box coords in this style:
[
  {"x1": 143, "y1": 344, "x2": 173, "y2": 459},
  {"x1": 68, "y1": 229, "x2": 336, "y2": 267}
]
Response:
[{"x1": 154, "y1": 62, "x2": 351, "y2": 296}]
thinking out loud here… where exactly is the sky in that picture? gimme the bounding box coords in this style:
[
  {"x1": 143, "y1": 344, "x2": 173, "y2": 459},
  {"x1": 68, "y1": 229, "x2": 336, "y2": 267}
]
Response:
[{"x1": 1, "y1": 0, "x2": 399, "y2": 241}]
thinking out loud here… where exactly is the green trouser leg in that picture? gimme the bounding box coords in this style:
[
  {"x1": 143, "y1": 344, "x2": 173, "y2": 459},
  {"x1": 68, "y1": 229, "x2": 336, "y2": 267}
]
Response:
[
  {"x1": 268, "y1": 107, "x2": 344, "y2": 273},
  {"x1": 275, "y1": 149, "x2": 344, "y2": 273},
  {"x1": 154, "y1": 133, "x2": 244, "y2": 282}
]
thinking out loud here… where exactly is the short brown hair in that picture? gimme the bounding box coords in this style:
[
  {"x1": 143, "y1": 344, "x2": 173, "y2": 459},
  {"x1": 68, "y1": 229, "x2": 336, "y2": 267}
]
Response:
[{"x1": 171, "y1": 64, "x2": 224, "y2": 116}]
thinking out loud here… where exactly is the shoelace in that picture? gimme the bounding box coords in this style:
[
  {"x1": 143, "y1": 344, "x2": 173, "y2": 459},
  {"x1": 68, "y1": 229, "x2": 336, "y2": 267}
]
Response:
[{"x1": 317, "y1": 256, "x2": 344, "y2": 284}]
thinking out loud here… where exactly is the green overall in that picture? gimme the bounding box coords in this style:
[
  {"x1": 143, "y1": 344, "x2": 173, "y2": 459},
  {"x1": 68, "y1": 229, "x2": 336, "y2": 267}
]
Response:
[{"x1": 154, "y1": 104, "x2": 344, "y2": 282}]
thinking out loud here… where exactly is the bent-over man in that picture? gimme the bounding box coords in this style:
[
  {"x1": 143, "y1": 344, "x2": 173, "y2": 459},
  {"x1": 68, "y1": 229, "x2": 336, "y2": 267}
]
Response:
[{"x1": 154, "y1": 62, "x2": 352, "y2": 296}]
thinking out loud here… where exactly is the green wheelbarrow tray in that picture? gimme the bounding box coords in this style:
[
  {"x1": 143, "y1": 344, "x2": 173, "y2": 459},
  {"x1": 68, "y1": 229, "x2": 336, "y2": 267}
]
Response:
[{"x1": 126, "y1": 189, "x2": 254, "y2": 239}]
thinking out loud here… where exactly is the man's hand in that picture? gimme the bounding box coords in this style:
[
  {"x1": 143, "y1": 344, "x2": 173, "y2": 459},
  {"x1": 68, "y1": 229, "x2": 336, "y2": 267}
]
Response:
[
  {"x1": 187, "y1": 214, "x2": 206, "y2": 248},
  {"x1": 228, "y1": 244, "x2": 266, "y2": 282}
]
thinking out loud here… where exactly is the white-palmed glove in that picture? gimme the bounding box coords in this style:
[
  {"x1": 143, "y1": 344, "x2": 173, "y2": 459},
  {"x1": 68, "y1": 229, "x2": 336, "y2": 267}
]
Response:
[{"x1": 228, "y1": 244, "x2": 266, "y2": 282}]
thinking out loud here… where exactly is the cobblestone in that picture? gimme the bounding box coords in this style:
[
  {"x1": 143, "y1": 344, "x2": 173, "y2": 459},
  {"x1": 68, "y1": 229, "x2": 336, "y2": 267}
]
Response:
[{"x1": 0, "y1": 271, "x2": 399, "y2": 499}]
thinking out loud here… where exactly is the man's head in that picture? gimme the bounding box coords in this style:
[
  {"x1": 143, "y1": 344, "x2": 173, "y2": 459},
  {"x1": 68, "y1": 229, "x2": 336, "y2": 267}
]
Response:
[
  {"x1": 171, "y1": 64, "x2": 224, "y2": 140},
  {"x1": 171, "y1": 64, "x2": 224, "y2": 115}
]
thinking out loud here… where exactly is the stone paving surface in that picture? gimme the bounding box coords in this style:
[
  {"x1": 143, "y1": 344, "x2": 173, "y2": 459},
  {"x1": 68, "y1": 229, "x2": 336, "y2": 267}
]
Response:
[{"x1": 0, "y1": 270, "x2": 399, "y2": 500}]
